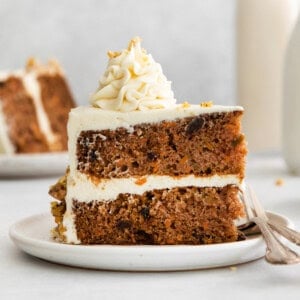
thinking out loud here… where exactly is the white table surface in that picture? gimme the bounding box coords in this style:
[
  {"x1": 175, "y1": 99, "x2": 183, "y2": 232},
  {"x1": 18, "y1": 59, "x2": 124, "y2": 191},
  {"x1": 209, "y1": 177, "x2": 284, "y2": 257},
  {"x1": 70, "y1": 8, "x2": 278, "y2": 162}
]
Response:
[{"x1": 1, "y1": 153, "x2": 300, "y2": 299}]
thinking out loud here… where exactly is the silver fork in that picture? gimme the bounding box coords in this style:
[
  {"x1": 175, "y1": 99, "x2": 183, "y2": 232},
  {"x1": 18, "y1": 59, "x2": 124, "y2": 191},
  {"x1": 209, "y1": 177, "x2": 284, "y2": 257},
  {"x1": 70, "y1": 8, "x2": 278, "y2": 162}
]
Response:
[
  {"x1": 243, "y1": 185, "x2": 300, "y2": 264},
  {"x1": 247, "y1": 186, "x2": 300, "y2": 246}
]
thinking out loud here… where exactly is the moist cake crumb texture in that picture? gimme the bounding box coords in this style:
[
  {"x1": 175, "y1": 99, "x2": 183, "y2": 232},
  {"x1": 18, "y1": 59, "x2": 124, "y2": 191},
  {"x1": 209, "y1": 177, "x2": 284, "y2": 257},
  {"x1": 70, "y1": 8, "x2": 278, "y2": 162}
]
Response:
[{"x1": 77, "y1": 111, "x2": 246, "y2": 180}]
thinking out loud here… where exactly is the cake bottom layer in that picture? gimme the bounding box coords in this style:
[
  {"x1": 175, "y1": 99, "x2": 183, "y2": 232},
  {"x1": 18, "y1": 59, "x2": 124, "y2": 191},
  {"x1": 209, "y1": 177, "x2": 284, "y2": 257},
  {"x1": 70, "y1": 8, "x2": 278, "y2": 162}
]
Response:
[{"x1": 50, "y1": 181, "x2": 245, "y2": 245}]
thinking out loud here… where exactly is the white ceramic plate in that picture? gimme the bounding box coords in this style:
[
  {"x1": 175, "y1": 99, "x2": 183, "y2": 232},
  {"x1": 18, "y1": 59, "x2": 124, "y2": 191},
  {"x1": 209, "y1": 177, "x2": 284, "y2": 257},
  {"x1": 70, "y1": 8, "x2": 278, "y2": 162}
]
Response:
[
  {"x1": 9, "y1": 212, "x2": 293, "y2": 271},
  {"x1": 0, "y1": 152, "x2": 68, "y2": 177}
]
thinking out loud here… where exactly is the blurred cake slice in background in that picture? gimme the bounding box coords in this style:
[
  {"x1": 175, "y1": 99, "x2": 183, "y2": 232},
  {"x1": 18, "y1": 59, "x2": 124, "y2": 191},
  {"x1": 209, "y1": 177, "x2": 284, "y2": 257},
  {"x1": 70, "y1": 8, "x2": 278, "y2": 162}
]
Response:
[{"x1": 0, "y1": 58, "x2": 76, "y2": 154}]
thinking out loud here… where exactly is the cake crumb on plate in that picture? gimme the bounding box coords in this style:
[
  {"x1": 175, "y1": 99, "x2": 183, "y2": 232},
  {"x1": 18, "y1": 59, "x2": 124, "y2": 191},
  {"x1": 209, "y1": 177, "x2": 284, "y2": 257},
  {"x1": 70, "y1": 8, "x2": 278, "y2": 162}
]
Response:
[{"x1": 275, "y1": 178, "x2": 284, "y2": 186}]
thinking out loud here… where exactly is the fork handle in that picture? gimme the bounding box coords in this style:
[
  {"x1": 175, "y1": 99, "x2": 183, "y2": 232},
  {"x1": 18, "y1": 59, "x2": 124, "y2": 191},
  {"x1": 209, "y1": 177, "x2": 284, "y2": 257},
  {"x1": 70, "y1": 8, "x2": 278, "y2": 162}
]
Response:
[
  {"x1": 252, "y1": 217, "x2": 300, "y2": 264},
  {"x1": 268, "y1": 220, "x2": 300, "y2": 246}
]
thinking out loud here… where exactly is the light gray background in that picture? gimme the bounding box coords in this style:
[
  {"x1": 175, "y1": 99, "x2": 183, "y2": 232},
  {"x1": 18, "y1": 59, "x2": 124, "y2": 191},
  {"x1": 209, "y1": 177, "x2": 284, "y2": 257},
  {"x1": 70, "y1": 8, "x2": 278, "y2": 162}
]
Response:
[{"x1": 0, "y1": 0, "x2": 236, "y2": 106}]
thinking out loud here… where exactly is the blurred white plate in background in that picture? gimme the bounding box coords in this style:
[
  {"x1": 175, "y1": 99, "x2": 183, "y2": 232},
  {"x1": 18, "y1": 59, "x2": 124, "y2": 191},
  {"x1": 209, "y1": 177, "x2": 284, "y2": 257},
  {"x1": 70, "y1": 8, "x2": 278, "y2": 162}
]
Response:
[{"x1": 0, "y1": 152, "x2": 68, "y2": 177}]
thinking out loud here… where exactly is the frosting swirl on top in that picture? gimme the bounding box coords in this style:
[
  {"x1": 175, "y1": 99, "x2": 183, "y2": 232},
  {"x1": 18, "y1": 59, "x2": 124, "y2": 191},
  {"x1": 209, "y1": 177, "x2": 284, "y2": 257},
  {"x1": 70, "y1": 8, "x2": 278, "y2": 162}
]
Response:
[{"x1": 90, "y1": 37, "x2": 176, "y2": 111}]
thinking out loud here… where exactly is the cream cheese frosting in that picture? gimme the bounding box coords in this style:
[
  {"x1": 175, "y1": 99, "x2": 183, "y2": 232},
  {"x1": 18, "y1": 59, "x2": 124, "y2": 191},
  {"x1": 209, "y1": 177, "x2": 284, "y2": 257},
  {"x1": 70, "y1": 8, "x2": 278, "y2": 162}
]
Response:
[
  {"x1": 90, "y1": 37, "x2": 176, "y2": 111},
  {"x1": 0, "y1": 102, "x2": 15, "y2": 154},
  {"x1": 23, "y1": 73, "x2": 59, "y2": 148},
  {"x1": 67, "y1": 173, "x2": 243, "y2": 203}
]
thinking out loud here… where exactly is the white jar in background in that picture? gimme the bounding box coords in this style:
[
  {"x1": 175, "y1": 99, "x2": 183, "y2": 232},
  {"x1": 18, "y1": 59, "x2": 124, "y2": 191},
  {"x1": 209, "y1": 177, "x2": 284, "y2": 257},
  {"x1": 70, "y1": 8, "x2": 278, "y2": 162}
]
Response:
[
  {"x1": 237, "y1": 0, "x2": 298, "y2": 153},
  {"x1": 283, "y1": 8, "x2": 300, "y2": 174}
]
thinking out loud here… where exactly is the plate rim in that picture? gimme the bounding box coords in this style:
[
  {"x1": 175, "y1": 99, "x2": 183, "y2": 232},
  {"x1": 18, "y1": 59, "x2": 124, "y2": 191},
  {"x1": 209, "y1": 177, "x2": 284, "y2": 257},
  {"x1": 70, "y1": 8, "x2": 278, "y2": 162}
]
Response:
[
  {"x1": 12, "y1": 212, "x2": 292, "y2": 271},
  {"x1": 9, "y1": 212, "x2": 265, "y2": 251}
]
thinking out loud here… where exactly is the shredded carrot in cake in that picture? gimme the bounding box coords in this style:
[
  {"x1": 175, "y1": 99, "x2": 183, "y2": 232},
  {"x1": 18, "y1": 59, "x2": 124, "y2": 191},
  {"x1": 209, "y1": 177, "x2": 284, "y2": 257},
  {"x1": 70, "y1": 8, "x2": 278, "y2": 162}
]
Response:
[{"x1": 135, "y1": 177, "x2": 147, "y2": 185}]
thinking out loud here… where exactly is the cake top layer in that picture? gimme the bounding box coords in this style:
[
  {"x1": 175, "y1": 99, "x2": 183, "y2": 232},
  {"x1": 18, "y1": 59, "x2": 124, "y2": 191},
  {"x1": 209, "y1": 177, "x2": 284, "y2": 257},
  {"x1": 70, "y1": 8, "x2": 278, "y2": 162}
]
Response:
[
  {"x1": 0, "y1": 58, "x2": 64, "y2": 81},
  {"x1": 25, "y1": 58, "x2": 64, "y2": 75},
  {"x1": 90, "y1": 37, "x2": 176, "y2": 112}
]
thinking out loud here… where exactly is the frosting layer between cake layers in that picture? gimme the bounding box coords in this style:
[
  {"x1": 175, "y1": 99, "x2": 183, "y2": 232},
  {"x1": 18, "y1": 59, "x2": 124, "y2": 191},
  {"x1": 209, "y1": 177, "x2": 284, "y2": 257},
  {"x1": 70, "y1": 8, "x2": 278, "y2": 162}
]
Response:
[{"x1": 0, "y1": 102, "x2": 15, "y2": 153}]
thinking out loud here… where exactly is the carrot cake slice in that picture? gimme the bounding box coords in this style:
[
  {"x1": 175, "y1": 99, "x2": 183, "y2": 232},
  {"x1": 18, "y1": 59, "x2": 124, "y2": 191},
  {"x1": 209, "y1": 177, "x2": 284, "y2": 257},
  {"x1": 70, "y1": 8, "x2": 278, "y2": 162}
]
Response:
[
  {"x1": 50, "y1": 37, "x2": 247, "y2": 245},
  {"x1": 0, "y1": 58, "x2": 76, "y2": 154}
]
